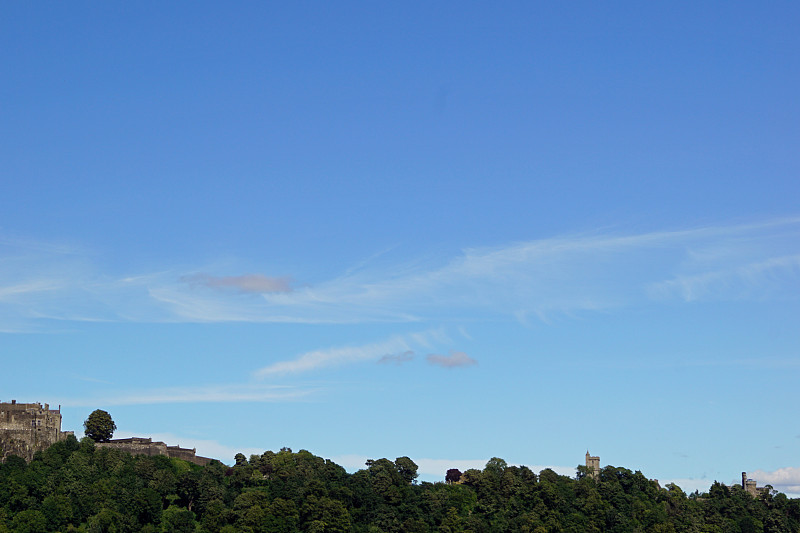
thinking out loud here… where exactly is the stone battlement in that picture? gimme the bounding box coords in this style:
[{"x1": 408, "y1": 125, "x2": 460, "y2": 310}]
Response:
[
  {"x1": 97, "y1": 437, "x2": 212, "y2": 466},
  {"x1": 0, "y1": 400, "x2": 73, "y2": 461}
]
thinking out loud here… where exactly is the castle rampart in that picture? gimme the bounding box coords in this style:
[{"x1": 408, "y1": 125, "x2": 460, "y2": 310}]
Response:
[
  {"x1": 96, "y1": 437, "x2": 212, "y2": 466},
  {"x1": 2, "y1": 401, "x2": 212, "y2": 466},
  {"x1": 0, "y1": 400, "x2": 74, "y2": 461}
]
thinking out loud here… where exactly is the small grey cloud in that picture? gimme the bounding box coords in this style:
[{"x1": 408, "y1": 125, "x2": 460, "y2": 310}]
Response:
[
  {"x1": 378, "y1": 350, "x2": 415, "y2": 365},
  {"x1": 426, "y1": 351, "x2": 477, "y2": 368},
  {"x1": 182, "y1": 273, "x2": 293, "y2": 294}
]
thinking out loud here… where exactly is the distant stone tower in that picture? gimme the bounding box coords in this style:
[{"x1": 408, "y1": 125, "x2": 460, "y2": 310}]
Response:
[
  {"x1": 742, "y1": 472, "x2": 759, "y2": 496},
  {"x1": 585, "y1": 451, "x2": 600, "y2": 480}
]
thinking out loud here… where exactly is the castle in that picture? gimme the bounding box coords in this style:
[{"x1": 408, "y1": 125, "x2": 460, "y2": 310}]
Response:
[
  {"x1": 585, "y1": 450, "x2": 600, "y2": 479},
  {"x1": 0, "y1": 400, "x2": 73, "y2": 461},
  {"x1": 741, "y1": 472, "x2": 769, "y2": 497},
  {"x1": 1, "y1": 400, "x2": 212, "y2": 466}
]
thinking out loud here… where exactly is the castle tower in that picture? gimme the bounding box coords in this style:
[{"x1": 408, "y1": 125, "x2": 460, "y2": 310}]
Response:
[
  {"x1": 1, "y1": 401, "x2": 73, "y2": 461},
  {"x1": 742, "y1": 472, "x2": 759, "y2": 496},
  {"x1": 585, "y1": 451, "x2": 600, "y2": 480}
]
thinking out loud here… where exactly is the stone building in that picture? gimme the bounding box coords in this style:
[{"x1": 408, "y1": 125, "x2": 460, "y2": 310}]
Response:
[
  {"x1": 742, "y1": 472, "x2": 769, "y2": 497},
  {"x1": 96, "y1": 437, "x2": 212, "y2": 466},
  {"x1": 0, "y1": 400, "x2": 74, "y2": 461},
  {"x1": 585, "y1": 451, "x2": 600, "y2": 480}
]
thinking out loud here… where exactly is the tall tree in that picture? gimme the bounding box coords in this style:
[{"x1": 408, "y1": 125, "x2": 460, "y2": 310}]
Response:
[
  {"x1": 83, "y1": 409, "x2": 117, "y2": 442},
  {"x1": 394, "y1": 457, "x2": 418, "y2": 484}
]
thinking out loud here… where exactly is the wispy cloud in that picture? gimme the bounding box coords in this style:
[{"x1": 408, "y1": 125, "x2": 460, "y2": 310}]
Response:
[
  {"x1": 426, "y1": 351, "x2": 477, "y2": 368},
  {"x1": 378, "y1": 350, "x2": 415, "y2": 365},
  {"x1": 647, "y1": 254, "x2": 800, "y2": 302},
  {"x1": 254, "y1": 330, "x2": 447, "y2": 377},
  {"x1": 182, "y1": 273, "x2": 293, "y2": 294},
  {"x1": 59, "y1": 383, "x2": 314, "y2": 407},
  {"x1": 144, "y1": 216, "x2": 800, "y2": 325},
  {"x1": 3, "y1": 217, "x2": 800, "y2": 329},
  {"x1": 0, "y1": 280, "x2": 64, "y2": 300}
]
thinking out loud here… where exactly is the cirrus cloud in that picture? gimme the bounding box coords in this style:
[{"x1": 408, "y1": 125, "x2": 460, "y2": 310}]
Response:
[
  {"x1": 3, "y1": 217, "x2": 800, "y2": 330},
  {"x1": 254, "y1": 329, "x2": 450, "y2": 378}
]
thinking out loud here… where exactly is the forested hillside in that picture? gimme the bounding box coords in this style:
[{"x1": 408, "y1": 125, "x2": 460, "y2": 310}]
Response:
[{"x1": 1, "y1": 435, "x2": 798, "y2": 532}]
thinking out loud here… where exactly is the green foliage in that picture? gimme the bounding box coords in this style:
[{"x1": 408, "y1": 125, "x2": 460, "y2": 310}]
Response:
[
  {"x1": 9, "y1": 509, "x2": 46, "y2": 533},
  {"x1": 83, "y1": 409, "x2": 117, "y2": 443},
  {"x1": 0, "y1": 440, "x2": 798, "y2": 532},
  {"x1": 394, "y1": 456, "x2": 419, "y2": 484}
]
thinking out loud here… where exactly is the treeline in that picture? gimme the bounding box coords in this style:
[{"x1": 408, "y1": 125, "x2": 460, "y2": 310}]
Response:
[{"x1": 1, "y1": 436, "x2": 799, "y2": 532}]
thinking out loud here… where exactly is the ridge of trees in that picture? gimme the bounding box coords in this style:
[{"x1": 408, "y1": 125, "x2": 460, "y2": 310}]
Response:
[{"x1": 1, "y1": 435, "x2": 798, "y2": 532}]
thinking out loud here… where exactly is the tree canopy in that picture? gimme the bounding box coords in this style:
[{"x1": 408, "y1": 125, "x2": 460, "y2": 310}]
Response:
[
  {"x1": 83, "y1": 409, "x2": 117, "y2": 442},
  {"x1": 1, "y1": 440, "x2": 798, "y2": 532}
]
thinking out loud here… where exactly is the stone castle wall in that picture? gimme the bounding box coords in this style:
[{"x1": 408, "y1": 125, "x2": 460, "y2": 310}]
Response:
[
  {"x1": 2, "y1": 401, "x2": 212, "y2": 466},
  {"x1": 97, "y1": 437, "x2": 212, "y2": 466},
  {"x1": 0, "y1": 400, "x2": 73, "y2": 461}
]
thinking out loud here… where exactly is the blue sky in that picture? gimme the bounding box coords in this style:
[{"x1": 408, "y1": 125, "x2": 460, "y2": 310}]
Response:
[{"x1": 2, "y1": 2, "x2": 799, "y2": 494}]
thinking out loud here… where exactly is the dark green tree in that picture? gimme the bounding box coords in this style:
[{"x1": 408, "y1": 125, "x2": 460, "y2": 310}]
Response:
[
  {"x1": 394, "y1": 456, "x2": 419, "y2": 484},
  {"x1": 83, "y1": 409, "x2": 117, "y2": 442}
]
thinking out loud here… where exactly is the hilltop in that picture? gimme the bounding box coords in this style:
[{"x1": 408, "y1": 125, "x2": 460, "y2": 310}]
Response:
[{"x1": 1, "y1": 436, "x2": 799, "y2": 532}]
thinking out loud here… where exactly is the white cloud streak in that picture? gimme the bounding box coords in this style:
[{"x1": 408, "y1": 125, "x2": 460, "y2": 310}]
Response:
[
  {"x1": 58, "y1": 383, "x2": 314, "y2": 407},
  {"x1": 254, "y1": 330, "x2": 448, "y2": 377},
  {"x1": 109, "y1": 216, "x2": 800, "y2": 324},
  {"x1": 647, "y1": 254, "x2": 800, "y2": 302},
  {"x1": 2, "y1": 217, "x2": 800, "y2": 329}
]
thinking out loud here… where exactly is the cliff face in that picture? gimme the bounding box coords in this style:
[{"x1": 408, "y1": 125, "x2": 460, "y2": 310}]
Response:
[{"x1": 0, "y1": 401, "x2": 73, "y2": 461}]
